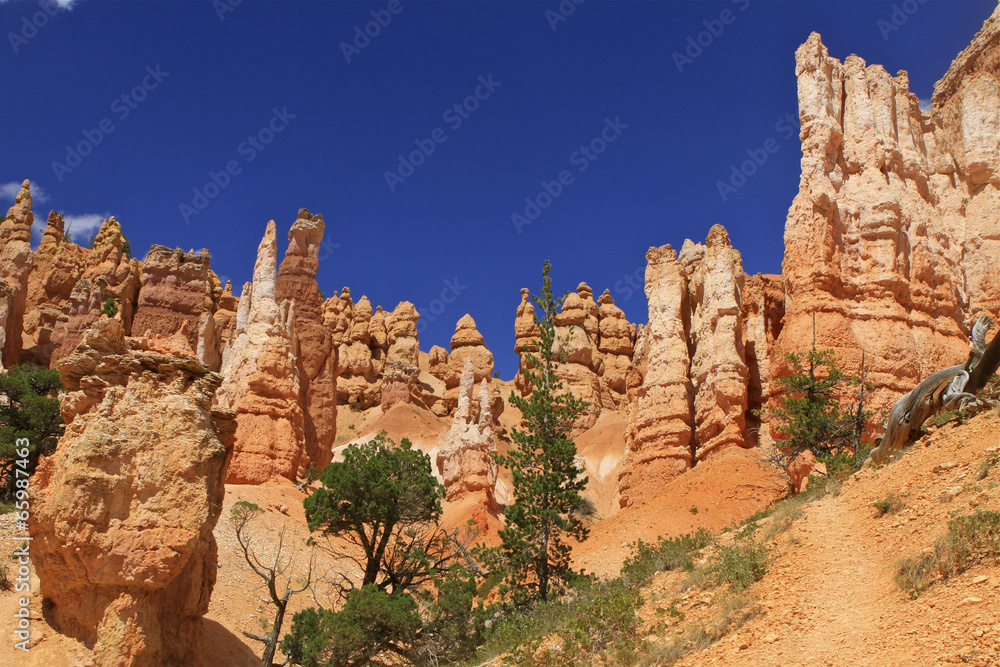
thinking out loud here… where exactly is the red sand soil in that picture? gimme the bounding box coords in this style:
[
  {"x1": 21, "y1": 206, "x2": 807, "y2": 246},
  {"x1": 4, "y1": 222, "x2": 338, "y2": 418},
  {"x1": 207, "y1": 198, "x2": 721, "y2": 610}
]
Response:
[
  {"x1": 573, "y1": 445, "x2": 787, "y2": 579},
  {"x1": 667, "y1": 410, "x2": 1000, "y2": 667}
]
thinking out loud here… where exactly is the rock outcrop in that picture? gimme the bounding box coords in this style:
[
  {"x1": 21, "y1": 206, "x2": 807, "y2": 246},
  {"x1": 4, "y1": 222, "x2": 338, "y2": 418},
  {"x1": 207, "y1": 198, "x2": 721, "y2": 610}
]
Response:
[
  {"x1": 22, "y1": 211, "x2": 140, "y2": 367},
  {"x1": 619, "y1": 245, "x2": 694, "y2": 506},
  {"x1": 276, "y1": 209, "x2": 337, "y2": 474},
  {"x1": 328, "y1": 291, "x2": 401, "y2": 409},
  {"x1": 216, "y1": 221, "x2": 305, "y2": 484},
  {"x1": 619, "y1": 226, "x2": 760, "y2": 506},
  {"x1": 436, "y1": 358, "x2": 500, "y2": 510},
  {"x1": 680, "y1": 226, "x2": 750, "y2": 462},
  {"x1": 778, "y1": 11, "x2": 1000, "y2": 415},
  {"x1": 514, "y1": 282, "x2": 635, "y2": 434},
  {"x1": 30, "y1": 318, "x2": 234, "y2": 667},
  {"x1": 742, "y1": 273, "x2": 785, "y2": 444},
  {"x1": 131, "y1": 245, "x2": 219, "y2": 359},
  {"x1": 428, "y1": 314, "x2": 501, "y2": 416},
  {"x1": 0, "y1": 180, "x2": 34, "y2": 369}
]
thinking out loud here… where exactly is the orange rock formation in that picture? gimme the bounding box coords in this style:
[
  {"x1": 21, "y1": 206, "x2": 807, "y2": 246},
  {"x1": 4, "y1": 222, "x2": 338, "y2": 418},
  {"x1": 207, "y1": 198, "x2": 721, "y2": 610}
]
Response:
[{"x1": 30, "y1": 318, "x2": 234, "y2": 667}]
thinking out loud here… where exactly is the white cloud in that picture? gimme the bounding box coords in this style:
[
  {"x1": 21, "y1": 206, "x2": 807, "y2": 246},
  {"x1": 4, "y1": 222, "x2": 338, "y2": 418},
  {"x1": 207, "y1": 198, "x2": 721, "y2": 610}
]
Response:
[
  {"x1": 0, "y1": 180, "x2": 48, "y2": 202},
  {"x1": 60, "y1": 213, "x2": 109, "y2": 241},
  {"x1": 29, "y1": 212, "x2": 108, "y2": 242},
  {"x1": 919, "y1": 98, "x2": 931, "y2": 112}
]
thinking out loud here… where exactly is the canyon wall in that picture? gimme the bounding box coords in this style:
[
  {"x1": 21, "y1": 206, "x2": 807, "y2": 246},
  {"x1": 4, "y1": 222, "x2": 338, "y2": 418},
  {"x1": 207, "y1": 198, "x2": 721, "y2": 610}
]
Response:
[
  {"x1": 779, "y1": 10, "x2": 999, "y2": 413},
  {"x1": 2, "y1": 5, "x2": 993, "y2": 514}
]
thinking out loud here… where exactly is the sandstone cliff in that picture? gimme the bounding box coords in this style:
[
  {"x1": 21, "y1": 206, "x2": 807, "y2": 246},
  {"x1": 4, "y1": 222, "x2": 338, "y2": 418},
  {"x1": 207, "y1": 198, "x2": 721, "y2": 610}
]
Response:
[
  {"x1": 619, "y1": 244, "x2": 695, "y2": 507},
  {"x1": 131, "y1": 245, "x2": 220, "y2": 360},
  {"x1": 779, "y1": 9, "x2": 1000, "y2": 413},
  {"x1": 276, "y1": 209, "x2": 337, "y2": 475},
  {"x1": 0, "y1": 181, "x2": 35, "y2": 369},
  {"x1": 30, "y1": 318, "x2": 234, "y2": 667}
]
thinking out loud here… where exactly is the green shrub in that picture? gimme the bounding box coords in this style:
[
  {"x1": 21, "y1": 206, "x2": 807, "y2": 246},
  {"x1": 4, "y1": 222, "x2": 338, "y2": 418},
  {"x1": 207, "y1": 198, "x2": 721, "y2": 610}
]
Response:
[
  {"x1": 709, "y1": 538, "x2": 768, "y2": 592},
  {"x1": 926, "y1": 409, "x2": 972, "y2": 428},
  {"x1": 621, "y1": 529, "x2": 712, "y2": 585},
  {"x1": 563, "y1": 579, "x2": 644, "y2": 664},
  {"x1": 977, "y1": 451, "x2": 999, "y2": 480},
  {"x1": 101, "y1": 298, "x2": 118, "y2": 318}
]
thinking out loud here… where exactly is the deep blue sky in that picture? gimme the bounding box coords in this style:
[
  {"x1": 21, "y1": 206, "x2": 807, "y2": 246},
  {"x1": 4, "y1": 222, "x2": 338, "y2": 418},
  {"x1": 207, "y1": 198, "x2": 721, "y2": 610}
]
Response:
[{"x1": 1, "y1": 0, "x2": 995, "y2": 378}]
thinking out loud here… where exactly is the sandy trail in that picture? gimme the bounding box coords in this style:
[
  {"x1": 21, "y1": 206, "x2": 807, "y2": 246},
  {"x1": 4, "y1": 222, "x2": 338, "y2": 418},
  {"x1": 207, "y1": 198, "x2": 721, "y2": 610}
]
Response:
[{"x1": 678, "y1": 412, "x2": 1000, "y2": 667}]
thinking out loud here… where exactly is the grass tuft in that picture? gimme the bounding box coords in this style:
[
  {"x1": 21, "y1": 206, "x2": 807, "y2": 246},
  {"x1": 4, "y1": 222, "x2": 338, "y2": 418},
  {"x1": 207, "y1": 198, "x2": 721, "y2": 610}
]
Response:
[
  {"x1": 872, "y1": 493, "x2": 905, "y2": 517},
  {"x1": 895, "y1": 510, "x2": 1000, "y2": 598}
]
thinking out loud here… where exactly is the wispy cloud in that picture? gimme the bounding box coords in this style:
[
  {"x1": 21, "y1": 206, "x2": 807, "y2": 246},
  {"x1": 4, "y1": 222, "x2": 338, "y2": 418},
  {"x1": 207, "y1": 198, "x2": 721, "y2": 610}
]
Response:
[
  {"x1": 25, "y1": 211, "x2": 108, "y2": 242},
  {"x1": 0, "y1": 180, "x2": 48, "y2": 203},
  {"x1": 919, "y1": 98, "x2": 931, "y2": 112},
  {"x1": 0, "y1": 0, "x2": 78, "y2": 8},
  {"x1": 60, "y1": 213, "x2": 109, "y2": 241}
]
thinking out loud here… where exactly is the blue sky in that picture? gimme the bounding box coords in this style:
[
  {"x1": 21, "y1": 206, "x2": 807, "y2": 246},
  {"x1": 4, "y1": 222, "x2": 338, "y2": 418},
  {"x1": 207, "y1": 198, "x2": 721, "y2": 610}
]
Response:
[{"x1": 1, "y1": 0, "x2": 995, "y2": 379}]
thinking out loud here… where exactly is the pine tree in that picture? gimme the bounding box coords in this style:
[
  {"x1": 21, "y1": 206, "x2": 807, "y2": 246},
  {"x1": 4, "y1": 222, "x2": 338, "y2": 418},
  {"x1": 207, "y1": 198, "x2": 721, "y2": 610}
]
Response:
[
  {"x1": 489, "y1": 261, "x2": 590, "y2": 605},
  {"x1": 759, "y1": 320, "x2": 873, "y2": 486}
]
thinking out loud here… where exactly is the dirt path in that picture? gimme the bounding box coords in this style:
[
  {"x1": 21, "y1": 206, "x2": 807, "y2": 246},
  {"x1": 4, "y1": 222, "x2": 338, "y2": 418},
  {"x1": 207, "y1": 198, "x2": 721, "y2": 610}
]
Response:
[
  {"x1": 732, "y1": 495, "x2": 892, "y2": 666},
  {"x1": 678, "y1": 412, "x2": 1000, "y2": 667}
]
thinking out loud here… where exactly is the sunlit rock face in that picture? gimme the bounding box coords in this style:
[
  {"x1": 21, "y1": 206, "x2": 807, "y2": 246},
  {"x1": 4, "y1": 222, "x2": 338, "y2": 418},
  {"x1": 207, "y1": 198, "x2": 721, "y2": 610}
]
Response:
[
  {"x1": 779, "y1": 12, "x2": 1000, "y2": 414},
  {"x1": 31, "y1": 318, "x2": 234, "y2": 667}
]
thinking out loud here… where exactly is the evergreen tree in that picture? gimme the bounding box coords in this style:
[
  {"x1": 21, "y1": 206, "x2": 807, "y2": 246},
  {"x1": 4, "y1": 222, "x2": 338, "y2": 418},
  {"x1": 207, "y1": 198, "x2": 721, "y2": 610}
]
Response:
[
  {"x1": 0, "y1": 365, "x2": 63, "y2": 501},
  {"x1": 488, "y1": 261, "x2": 590, "y2": 605},
  {"x1": 768, "y1": 346, "x2": 852, "y2": 459},
  {"x1": 284, "y1": 434, "x2": 478, "y2": 665},
  {"x1": 759, "y1": 324, "x2": 873, "y2": 486},
  {"x1": 101, "y1": 298, "x2": 118, "y2": 318},
  {"x1": 303, "y1": 433, "x2": 449, "y2": 594}
]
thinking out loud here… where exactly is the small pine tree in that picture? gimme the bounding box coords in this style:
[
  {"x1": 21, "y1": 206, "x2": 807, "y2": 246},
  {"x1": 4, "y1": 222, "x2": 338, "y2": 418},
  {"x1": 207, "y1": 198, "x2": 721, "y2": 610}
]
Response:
[
  {"x1": 121, "y1": 235, "x2": 131, "y2": 259},
  {"x1": 485, "y1": 261, "x2": 590, "y2": 606},
  {"x1": 769, "y1": 346, "x2": 852, "y2": 459},
  {"x1": 759, "y1": 321, "x2": 873, "y2": 487},
  {"x1": 101, "y1": 298, "x2": 118, "y2": 318}
]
